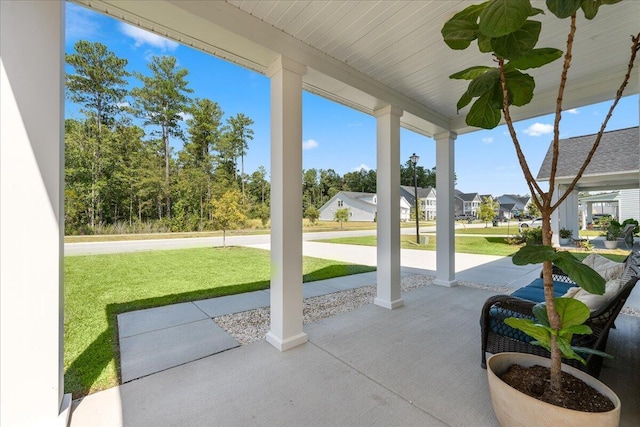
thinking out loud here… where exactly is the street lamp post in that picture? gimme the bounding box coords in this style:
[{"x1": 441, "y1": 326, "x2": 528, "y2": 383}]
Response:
[{"x1": 410, "y1": 153, "x2": 420, "y2": 244}]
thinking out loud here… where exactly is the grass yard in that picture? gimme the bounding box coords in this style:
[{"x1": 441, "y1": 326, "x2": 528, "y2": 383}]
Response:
[
  {"x1": 318, "y1": 235, "x2": 631, "y2": 260},
  {"x1": 319, "y1": 235, "x2": 521, "y2": 256},
  {"x1": 64, "y1": 246, "x2": 375, "y2": 398}
]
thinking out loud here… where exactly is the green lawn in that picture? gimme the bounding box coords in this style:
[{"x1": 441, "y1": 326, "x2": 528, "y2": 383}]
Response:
[
  {"x1": 319, "y1": 235, "x2": 521, "y2": 256},
  {"x1": 64, "y1": 246, "x2": 375, "y2": 398},
  {"x1": 318, "y1": 235, "x2": 631, "y2": 260}
]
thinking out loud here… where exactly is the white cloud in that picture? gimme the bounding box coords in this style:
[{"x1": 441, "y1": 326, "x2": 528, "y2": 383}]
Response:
[
  {"x1": 177, "y1": 112, "x2": 193, "y2": 121},
  {"x1": 353, "y1": 164, "x2": 371, "y2": 171},
  {"x1": 523, "y1": 123, "x2": 554, "y2": 136},
  {"x1": 119, "y1": 22, "x2": 179, "y2": 51},
  {"x1": 565, "y1": 108, "x2": 579, "y2": 114},
  {"x1": 482, "y1": 137, "x2": 494, "y2": 144},
  {"x1": 348, "y1": 122, "x2": 363, "y2": 127},
  {"x1": 66, "y1": 3, "x2": 101, "y2": 41},
  {"x1": 302, "y1": 139, "x2": 319, "y2": 150}
]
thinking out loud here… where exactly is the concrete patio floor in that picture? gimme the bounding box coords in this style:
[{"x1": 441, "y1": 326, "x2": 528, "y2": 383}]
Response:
[{"x1": 70, "y1": 282, "x2": 640, "y2": 426}]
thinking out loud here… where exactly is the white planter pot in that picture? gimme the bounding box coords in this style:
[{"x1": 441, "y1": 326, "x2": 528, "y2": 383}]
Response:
[
  {"x1": 604, "y1": 240, "x2": 618, "y2": 249},
  {"x1": 559, "y1": 238, "x2": 570, "y2": 245},
  {"x1": 487, "y1": 353, "x2": 620, "y2": 427}
]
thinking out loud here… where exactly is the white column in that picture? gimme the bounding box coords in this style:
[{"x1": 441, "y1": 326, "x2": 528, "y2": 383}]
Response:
[
  {"x1": 585, "y1": 201, "x2": 593, "y2": 229},
  {"x1": 555, "y1": 185, "x2": 579, "y2": 245},
  {"x1": 374, "y1": 105, "x2": 404, "y2": 309},
  {"x1": 1, "y1": 1, "x2": 71, "y2": 426},
  {"x1": 265, "y1": 56, "x2": 307, "y2": 351},
  {"x1": 434, "y1": 131, "x2": 458, "y2": 287}
]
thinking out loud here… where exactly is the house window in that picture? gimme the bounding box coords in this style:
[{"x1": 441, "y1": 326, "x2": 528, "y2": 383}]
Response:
[{"x1": 337, "y1": 200, "x2": 343, "y2": 207}]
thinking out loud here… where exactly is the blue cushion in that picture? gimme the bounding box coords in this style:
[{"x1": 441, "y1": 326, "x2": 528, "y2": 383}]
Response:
[{"x1": 511, "y1": 278, "x2": 575, "y2": 303}]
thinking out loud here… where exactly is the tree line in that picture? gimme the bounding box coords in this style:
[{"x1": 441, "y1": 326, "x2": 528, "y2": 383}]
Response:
[{"x1": 64, "y1": 41, "x2": 438, "y2": 235}]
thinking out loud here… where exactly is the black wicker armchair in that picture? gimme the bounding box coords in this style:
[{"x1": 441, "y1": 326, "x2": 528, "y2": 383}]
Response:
[{"x1": 481, "y1": 255, "x2": 639, "y2": 378}]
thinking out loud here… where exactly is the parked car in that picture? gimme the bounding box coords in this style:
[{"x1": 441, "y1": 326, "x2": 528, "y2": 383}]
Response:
[{"x1": 518, "y1": 217, "x2": 543, "y2": 232}]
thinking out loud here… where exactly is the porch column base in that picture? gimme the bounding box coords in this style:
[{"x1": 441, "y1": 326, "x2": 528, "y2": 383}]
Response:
[
  {"x1": 59, "y1": 394, "x2": 72, "y2": 427},
  {"x1": 266, "y1": 331, "x2": 307, "y2": 352},
  {"x1": 374, "y1": 297, "x2": 405, "y2": 309},
  {"x1": 433, "y1": 279, "x2": 459, "y2": 288}
]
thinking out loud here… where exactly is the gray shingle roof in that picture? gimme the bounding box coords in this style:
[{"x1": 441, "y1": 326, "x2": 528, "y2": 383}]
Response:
[{"x1": 537, "y1": 126, "x2": 639, "y2": 181}]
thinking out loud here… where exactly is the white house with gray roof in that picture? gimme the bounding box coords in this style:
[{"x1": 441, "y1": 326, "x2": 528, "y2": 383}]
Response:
[
  {"x1": 318, "y1": 191, "x2": 411, "y2": 222},
  {"x1": 400, "y1": 185, "x2": 437, "y2": 220},
  {"x1": 537, "y1": 126, "x2": 639, "y2": 243}
]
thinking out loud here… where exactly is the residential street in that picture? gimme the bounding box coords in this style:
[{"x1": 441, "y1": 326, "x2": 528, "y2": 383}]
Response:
[{"x1": 63, "y1": 223, "x2": 502, "y2": 256}]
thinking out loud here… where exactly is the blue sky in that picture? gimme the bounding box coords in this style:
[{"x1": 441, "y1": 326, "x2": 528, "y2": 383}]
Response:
[{"x1": 65, "y1": 3, "x2": 638, "y2": 197}]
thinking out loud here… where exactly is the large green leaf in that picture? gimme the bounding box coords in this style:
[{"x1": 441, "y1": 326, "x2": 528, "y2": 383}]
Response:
[
  {"x1": 456, "y1": 90, "x2": 473, "y2": 112},
  {"x1": 491, "y1": 20, "x2": 541, "y2": 60},
  {"x1": 556, "y1": 335, "x2": 586, "y2": 363},
  {"x1": 554, "y1": 297, "x2": 590, "y2": 329},
  {"x1": 546, "y1": 0, "x2": 583, "y2": 18},
  {"x1": 441, "y1": 3, "x2": 488, "y2": 49},
  {"x1": 512, "y1": 244, "x2": 557, "y2": 265},
  {"x1": 582, "y1": 0, "x2": 622, "y2": 20},
  {"x1": 479, "y1": 0, "x2": 532, "y2": 38},
  {"x1": 551, "y1": 251, "x2": 606, "y2": 294},
  {"x1": 532, "y1": 303, "x2": 550, "y2": 326},
  {"x1": 504, "y1": 70, "x2": 535, "y2": 106},
  {"x1": 468, "y1": 69, "x2": 500, "y2": 97},
  {"x1": 477, "y1": 33, "x2": 493, "y2": 53},
  {"x1": 505, "y1": 47, "x2": 563, "y2": 70},
  {"x1": 466, "y1": 91, "x2": 502, "y2": 129},
  {"x1": 563, "y1": 324, "x2": 593, "y2": 335},
  {"x1": 505, "y1": 318, "x2": 551, "y2": 346},
  {"x1": 442, "y1": 19, "x2": 479, "y2": 50},
  {"x1": 449, "y1": 66, "x2": 495, "y2": 80}
]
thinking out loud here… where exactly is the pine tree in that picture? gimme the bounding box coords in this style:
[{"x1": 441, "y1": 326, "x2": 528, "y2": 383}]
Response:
[
  {"x1": 66, "y1": 41, "x2": 129, "y2": 227},
  {"x1": 131, "y1": 55, "x2": 193, "y2": 219}
]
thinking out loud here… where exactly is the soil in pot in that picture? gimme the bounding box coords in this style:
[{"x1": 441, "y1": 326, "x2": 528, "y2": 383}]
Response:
[{"x1": 500, "y1": 364, "x2": 615, "y2": 412}]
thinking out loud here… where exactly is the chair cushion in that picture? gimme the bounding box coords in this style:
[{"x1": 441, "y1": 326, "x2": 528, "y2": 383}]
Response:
[
  {"x1": 582, "y1": 253, "x2": 625, "y2": 281},
  {"x1": 572, "y1": 278, "x2": 623, "y2": 312},
  {"x1": 510, "y1": 278, "x2": 575, "y2": 303}
]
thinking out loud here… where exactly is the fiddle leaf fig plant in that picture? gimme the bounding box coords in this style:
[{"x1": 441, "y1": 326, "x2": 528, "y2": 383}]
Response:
[
  {"x1": 505, "y1": 297, "x2": 612, "y2": 365},
  {"x1": 442, "y1": 0, "x2": 640, "y2": 397}
]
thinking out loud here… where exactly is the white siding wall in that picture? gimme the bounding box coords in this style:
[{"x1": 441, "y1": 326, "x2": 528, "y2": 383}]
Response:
[
  {"x1": 318, "y1": 196, "x2": 375, "y2": 221},
  {"x1": 618, "y1": 189, "x2": 640, "y2": 221}
]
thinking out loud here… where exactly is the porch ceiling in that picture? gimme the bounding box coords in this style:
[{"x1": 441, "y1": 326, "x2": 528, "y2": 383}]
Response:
[{"x1": 78, "y1": 0, "x2": 639, "y2": 137}]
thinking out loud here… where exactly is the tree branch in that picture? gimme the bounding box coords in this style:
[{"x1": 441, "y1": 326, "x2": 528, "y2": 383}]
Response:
[
  {"x1": 498, "y1": 58, "x2": 544, "y2": 201},
  {"x1": 552, "y1": 32, "x2": 640, "y2": 211},
  {"x1": 549, "y1": 14, "x2": 577, "y2": 206}
]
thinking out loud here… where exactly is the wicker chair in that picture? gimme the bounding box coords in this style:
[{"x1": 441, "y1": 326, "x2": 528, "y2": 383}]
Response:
[{"x1": 480, "y1": 256, "x2": 640, "y2": 378}]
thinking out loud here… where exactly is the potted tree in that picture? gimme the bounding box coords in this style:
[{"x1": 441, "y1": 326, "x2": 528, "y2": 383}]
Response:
[
  {"x1": 604, "y1": 224, "x2": 620, "y2": 249},
  {"x1": 442, "y1": 0, "x2": 639, "y2": 424},
  {"x1": 559, "y1": 227, "x2": 572, "y2": 245}
]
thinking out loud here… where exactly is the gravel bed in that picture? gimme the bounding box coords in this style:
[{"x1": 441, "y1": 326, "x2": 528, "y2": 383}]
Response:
[
  {"x1": 214, "y1": 274, "x2": 639, "y2": 345},
  {"x1": 215, "y1": 274, "x2": 452, "y2": 345}
]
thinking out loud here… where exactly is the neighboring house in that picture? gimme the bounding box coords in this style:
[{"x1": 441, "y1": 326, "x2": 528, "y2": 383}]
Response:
[
  {"x1": 454, "y1": 191, "x2": 482, "y2": 217},
  {"x1": 537, "y1": 126, "x2": 639, "y2": 235},
  {"x1": 579, "y1": 189, "x2": 640, "y2": 226},
  {"x1": 400, "y1": 185, "x2": 437, "y2": 220},
  {"x1": 318, "y1": 191, "x2": 411, "y2": 222},
  {"x1": 496, "y1": 194, "x2": 531, "y2": 219}
]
